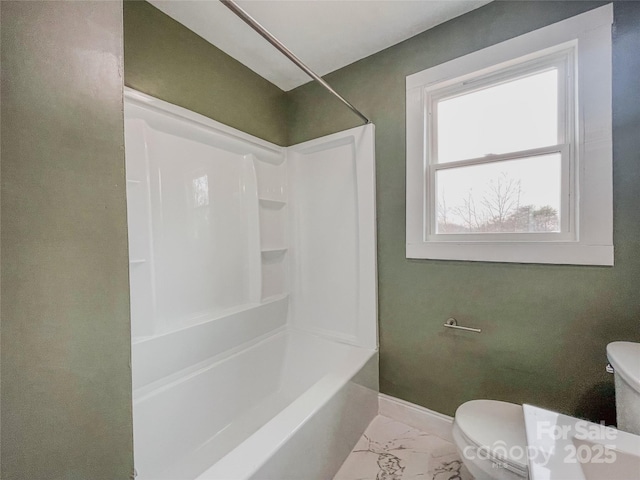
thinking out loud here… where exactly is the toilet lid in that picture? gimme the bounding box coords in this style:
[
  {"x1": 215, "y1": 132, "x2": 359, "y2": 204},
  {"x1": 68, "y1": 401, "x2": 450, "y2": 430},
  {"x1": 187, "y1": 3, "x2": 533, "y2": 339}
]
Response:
[{"x1": 454, "y1": 399, "x2": 528, "y2": 471}]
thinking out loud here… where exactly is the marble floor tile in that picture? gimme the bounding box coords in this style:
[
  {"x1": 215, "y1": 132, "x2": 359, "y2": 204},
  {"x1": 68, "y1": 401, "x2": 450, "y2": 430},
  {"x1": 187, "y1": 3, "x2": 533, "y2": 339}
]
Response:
[{"x1": 334, "y1": 415, "x2": 473, "y2": 480}]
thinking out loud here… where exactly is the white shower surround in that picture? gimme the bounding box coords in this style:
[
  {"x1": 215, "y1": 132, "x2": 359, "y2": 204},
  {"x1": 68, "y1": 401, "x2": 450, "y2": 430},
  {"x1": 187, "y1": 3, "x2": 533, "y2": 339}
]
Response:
[{"x1": 124, "y1": 88, "x2": 378, "y2": 480}]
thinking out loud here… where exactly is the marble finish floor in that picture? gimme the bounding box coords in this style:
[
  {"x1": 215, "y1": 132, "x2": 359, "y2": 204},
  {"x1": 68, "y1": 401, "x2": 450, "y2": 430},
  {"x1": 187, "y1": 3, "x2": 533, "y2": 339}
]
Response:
[{"x1": 334, "y1": 415, "x2": 473, "y2": 480}]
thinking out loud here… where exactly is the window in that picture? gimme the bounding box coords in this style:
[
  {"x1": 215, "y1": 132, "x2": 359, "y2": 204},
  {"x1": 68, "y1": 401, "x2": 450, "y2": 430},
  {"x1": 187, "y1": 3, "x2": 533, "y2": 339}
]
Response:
[{"x1": 406, "y1": 4, "x2": 613, "y2": 265}]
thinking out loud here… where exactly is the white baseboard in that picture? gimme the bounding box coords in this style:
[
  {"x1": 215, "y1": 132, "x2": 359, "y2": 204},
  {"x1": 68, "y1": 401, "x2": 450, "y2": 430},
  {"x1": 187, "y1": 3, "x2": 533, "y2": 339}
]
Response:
[{"x1": 378, "y1": 393, "x2": 454, "y2": 443}]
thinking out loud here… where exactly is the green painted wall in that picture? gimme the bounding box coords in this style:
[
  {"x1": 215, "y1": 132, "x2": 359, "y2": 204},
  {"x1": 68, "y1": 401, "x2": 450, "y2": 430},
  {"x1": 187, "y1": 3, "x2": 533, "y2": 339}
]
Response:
[
  {"x1": 123, "y1": 0, "x2": 288, "y2": 146},
  {"x1": 2, "y1": 3, "x2": 637, "y2": 477},
  {"x1": 288, "y1": 1, "x2": 640, "y2": 420},
  {"x1": 1, "y1": 2, "x2": 134, "y2": 479}
]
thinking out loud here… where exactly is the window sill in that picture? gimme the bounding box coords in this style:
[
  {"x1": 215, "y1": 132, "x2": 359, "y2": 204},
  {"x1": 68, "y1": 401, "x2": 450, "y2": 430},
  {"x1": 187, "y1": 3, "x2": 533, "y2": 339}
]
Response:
[{"x1": 406, "y1": 242, "x2": 613, "y2": 266}]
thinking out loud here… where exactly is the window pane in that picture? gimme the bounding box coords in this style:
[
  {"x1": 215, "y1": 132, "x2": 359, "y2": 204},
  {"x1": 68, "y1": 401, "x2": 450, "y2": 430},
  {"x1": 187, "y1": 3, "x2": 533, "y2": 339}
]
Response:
[
  {"x1": 437, "y1": 69, "x2": 558, "y2": 163},
  {"x1": 435, "y1": 154, "x2": 561, "y2": 234}
]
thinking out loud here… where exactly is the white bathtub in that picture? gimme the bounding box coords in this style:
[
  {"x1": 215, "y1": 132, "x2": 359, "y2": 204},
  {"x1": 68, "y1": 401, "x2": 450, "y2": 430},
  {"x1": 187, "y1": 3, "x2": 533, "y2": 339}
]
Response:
[
  {"x1": 134, "y1": 327, "x2": 378, "y2": 480},
  {"x1": 126, "y1": 91, "x2": 378, "y2": 480}
]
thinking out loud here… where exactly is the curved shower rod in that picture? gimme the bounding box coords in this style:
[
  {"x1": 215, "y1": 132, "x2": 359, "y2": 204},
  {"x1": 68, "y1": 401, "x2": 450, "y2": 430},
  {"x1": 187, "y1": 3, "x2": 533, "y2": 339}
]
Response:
[{"x1": 220, "y1": 0, "x2": 371, "y2": 125}]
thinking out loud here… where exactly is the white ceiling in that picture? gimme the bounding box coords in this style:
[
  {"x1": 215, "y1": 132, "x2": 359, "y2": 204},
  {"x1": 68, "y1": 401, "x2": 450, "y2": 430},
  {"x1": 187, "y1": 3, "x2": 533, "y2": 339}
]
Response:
[{"x1": 149, "y1": 0, "x2": 492, "y2": 91}]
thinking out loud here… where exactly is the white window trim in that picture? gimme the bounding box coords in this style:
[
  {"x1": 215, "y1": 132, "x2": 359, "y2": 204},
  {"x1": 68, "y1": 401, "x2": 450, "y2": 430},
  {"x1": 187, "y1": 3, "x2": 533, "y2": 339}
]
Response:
[{"x1": 406, "y1": 4, "x2": 613, "y2": 266}]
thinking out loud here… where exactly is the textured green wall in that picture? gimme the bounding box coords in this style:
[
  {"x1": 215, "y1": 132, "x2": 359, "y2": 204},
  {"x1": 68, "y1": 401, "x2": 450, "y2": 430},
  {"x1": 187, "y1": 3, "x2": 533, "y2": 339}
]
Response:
[
  {"x1": 288, "y1": 1, "x2": 640, "y2": 420},
  {"x1": 1, "y1": 2, "x2": 134, "y2": 478},
  {"x1": 3, "y1": 3, "x2": 636, "y2": 478},
  {"x1": 124, "y1": 0, "x2": 288, "y2": 146}
]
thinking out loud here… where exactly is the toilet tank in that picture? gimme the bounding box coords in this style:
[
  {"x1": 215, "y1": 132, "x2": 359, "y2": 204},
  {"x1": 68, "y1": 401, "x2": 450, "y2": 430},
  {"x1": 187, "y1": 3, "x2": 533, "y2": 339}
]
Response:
[{"x1": 607, "y1": 341, "x2": 640, "y2": 435}]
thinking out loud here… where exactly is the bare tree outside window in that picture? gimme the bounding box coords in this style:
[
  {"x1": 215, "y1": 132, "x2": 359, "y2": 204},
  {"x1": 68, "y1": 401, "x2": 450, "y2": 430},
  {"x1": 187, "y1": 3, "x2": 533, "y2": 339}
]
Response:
[{"x1": 437, "y1": 169, "x2": 559, "y2": 234}]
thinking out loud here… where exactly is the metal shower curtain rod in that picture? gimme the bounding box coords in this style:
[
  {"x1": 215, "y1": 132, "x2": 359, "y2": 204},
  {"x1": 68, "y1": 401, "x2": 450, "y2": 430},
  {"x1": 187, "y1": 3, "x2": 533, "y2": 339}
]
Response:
[{"x1": 220, "y1": 0, "x2": 371, "y2": 125}]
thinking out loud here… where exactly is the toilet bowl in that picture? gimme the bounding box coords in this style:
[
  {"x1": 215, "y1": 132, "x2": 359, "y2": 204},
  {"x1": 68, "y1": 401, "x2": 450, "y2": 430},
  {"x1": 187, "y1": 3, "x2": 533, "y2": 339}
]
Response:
[{"x1": 452, "y1": 399, "x2": 529, "y2": 480}]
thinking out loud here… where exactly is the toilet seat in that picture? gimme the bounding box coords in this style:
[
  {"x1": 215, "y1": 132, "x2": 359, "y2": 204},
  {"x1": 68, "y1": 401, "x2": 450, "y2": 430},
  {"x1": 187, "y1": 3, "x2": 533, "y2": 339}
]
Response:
[{"x1": 454, "y1": 400, "x2": 528, "y2": 476}]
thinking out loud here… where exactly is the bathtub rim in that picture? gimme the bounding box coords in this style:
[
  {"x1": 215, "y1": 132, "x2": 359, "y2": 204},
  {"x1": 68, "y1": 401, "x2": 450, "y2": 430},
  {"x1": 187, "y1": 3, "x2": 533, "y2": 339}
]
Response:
[{"x1": 194, "y1": 338, "x2": 378, "y2": 480}]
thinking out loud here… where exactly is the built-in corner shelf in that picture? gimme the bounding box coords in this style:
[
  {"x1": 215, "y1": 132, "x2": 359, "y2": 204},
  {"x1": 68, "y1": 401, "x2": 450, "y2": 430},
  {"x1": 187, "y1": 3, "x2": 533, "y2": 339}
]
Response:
[
  {"x1": 260, "y1": 247, "x2": 287, "y2": 300},
  {"x1": 261, "y1": 247, "x2": 288, "y2": 255},
  {"x1": 126, "y1": 178, "x2": 142, "y2": 185},
  {"x1": 258, "y1": 198, "x2": 286, "y2": 209},
  {"x1": 130, "y1": 259, "x2": 147, "y2": 265},
  {"x1": 260, "y1": 292, "x2": 289, "y2": 304},
  {"x1": 252, "y1": 153, "x2": 288, "y2": 302}
]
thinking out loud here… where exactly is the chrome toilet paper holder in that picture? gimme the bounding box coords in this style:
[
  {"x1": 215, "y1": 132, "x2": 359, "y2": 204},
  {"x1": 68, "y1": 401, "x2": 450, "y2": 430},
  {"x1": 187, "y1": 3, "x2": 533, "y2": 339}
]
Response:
[{"x1": 443, "y1": 317, "x2": 481, "y2": 333}]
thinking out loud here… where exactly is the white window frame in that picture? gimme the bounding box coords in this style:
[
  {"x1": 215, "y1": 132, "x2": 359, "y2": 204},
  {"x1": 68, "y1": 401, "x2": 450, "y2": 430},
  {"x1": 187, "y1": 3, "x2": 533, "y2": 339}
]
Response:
[
  {"x1": 426, "y1": 50, "x2": 574, "y2": 242},
  {"x1": 406, "y1": 4, "x2": 613, "y2": 266}
]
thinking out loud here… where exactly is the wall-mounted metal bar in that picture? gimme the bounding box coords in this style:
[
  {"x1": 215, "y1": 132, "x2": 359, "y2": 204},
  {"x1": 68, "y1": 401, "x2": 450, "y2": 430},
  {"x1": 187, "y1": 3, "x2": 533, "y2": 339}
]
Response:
[
  {"x1": 443, "y1": 318, "x2": 481, "y2": 333},
  {"x1": 220, "y1": 0, "x2": 371, "y2": 125}
]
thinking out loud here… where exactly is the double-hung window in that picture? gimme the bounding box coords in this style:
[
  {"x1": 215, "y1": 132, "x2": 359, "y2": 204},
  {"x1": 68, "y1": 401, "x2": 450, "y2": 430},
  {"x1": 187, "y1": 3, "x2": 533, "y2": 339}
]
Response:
[{"x1": 406, "y1": 5, "x2": 613, "y2": 265}]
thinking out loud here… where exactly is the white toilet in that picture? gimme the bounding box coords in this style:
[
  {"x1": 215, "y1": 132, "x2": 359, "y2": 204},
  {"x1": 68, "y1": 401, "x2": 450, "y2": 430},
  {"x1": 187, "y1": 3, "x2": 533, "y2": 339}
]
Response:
[
  {"x1": 607, "y1": 341, "x2": 640, "y2": 435},
  {"x1": 452, "y1": 400, "x2": 529, "y2": 480},
  {"x1": 452, "y1": 341, "x2": 640, "y2": 480}
]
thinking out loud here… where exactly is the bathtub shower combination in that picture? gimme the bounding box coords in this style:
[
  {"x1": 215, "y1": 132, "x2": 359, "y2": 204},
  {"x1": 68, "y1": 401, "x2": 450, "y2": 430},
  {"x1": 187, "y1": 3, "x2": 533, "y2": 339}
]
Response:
[{"x1": 124, "y1": 89, "x2": 378, "y2": 480}]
